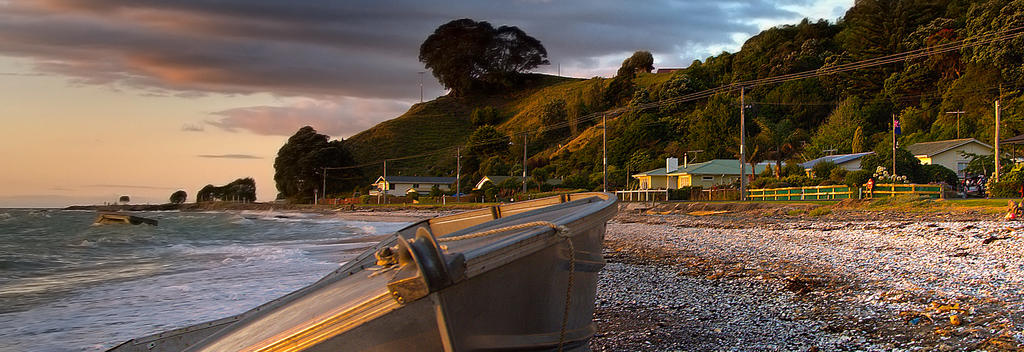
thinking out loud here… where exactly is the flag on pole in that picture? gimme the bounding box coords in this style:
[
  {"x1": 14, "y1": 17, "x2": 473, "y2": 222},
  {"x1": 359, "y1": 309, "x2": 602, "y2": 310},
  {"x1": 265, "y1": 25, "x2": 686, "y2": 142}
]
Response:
[{"x1": 894, "y1": 119, "x2": 901, "y2": 135}]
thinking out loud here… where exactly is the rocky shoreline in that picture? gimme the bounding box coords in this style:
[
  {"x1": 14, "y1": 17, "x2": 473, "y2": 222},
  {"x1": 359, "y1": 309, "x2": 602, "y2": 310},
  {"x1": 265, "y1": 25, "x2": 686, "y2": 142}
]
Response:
[{"x1": 591, "y1": 208, "x2": 1023, "y2": 351}]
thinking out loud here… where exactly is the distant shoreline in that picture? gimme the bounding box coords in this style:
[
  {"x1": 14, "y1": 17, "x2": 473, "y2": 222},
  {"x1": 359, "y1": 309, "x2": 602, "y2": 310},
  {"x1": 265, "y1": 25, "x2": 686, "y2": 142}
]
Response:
[{"x1": 62, "y1": 202, "x2": 486, "y2": 222}]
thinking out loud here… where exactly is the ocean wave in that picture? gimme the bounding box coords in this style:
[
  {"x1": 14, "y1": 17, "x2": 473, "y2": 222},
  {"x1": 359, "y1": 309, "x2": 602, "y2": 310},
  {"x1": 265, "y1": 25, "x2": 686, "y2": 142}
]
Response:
[{"x1": 170, "y1": 243, "x2": 309, "y2": 264}]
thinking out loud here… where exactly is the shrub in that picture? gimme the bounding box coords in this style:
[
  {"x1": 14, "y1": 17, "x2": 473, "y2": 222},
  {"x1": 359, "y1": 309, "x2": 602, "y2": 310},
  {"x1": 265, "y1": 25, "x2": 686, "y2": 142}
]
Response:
[
  {"x1": 921, "y1": 164, "x2": 958, "y2": 186},
  {"x1": 987, "y1": 164, "x2": 1024, "y2": 198},
  {"x1": 781, "y1": 162, "x2": 805, "y2": 177},
  {"x1": 471, "y1": 106, "x2": 502, "y2": 126},
  {"x1": 811, "y1": 161, "x2": 837, "y2": 179},
  {"x1": 780, "y1": 175, "x2": 814, "y2": 187},
  {"x1": 987, "y1": 180, "x2": 1020, "y2": 198},
  {"x1": 829, "y1": 168, "x2": 848, "y2": 183},
  {"x1": 845, "y1": 170, "x2": 872, "y2": 188},
  {"x1": 787, "y1": 209, "x2": 805, "y2": 216},
  {"x1": 407, "y1": 190, "x2": 419, "y2": 201},
  {"x1": 668, "y1": 186, "x2": 701, "y2": 200},
  {"x1": 808, "y1": 207, "x2": 832, "y2": 216},
  {"x1": 358, "y1": 195, "x2": 373, "y2": 204}
]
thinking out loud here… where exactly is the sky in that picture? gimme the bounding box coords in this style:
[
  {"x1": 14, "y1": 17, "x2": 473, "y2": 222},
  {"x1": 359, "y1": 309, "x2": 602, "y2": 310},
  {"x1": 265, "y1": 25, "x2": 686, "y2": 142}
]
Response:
[{"x1": 0, "y1": 0, "x2": 853, "y2": 207}]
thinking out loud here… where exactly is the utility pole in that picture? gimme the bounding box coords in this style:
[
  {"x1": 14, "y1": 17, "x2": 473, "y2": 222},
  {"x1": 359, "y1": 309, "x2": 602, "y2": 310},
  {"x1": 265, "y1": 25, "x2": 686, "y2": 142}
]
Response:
[
  {"x1": 383, "y1": 160, "x2": 388, "y2": 204},
  {"x1": 321, "y1": 167, "x2": 327, "y2": 204},
  {"x1": 739, "y1": 87, "x2": 747, "y2": 201},
  {"x1": 602, "y1": 114, "x2": 607, "y2": 192},
  {"x1": 522, "y1": 133, "x2": 528, "y2": 196},
  {"x1": 892, "y1": 114, "x2": 897, "y2": 177},
  {"x1": 456, "y1": 147, "x2": 461, "y2": 203},
  {"x1": 946, "y1": 111, "x2": 965, "y2": 139},
  {"x1": 418, "y1": 71, "x2": 425, "y2": 103},
  {"x1": 995, "y1": 100, "x2": 1001, "y2": 182}
]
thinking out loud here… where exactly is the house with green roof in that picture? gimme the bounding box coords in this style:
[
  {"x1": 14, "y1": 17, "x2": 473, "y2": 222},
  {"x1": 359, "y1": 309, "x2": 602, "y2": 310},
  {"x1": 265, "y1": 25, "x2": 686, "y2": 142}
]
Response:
[
  {"x1": 906, "y1": 138, "x2": 992, "y2": 178},
  {"x1": 632, "y1": 158, "x2": 767, "y2": 189}
]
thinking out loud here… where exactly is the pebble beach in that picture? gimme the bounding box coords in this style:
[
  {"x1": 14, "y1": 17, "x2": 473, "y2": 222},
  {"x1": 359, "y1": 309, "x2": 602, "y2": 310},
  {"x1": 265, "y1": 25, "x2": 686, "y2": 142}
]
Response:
[{"x1": 590, "y1": 204, "x2": 1024, "y2": 351}]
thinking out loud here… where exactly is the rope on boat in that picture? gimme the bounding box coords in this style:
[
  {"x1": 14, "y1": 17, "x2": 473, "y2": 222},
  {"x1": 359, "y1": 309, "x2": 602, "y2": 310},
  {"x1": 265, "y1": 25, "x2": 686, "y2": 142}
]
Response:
[
  {"x1": 436, "y1": 221, "x2": 576, "y2": 352},
  {"x1": 435, "y1": 221, "x2": 569, "y2": 242}
]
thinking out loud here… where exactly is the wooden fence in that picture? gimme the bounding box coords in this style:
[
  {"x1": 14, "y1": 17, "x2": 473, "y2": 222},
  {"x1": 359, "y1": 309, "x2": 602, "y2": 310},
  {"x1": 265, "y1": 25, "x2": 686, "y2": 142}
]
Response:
[
  {"x1": 747, "y1": 183, "x2": 951, "y2": 201},
  {"x1": 866, "y1": 184, "x2": 949, "y2": 199},
  {"x1": 747, "y1": 185, "x2": 856, "y2": 201}
]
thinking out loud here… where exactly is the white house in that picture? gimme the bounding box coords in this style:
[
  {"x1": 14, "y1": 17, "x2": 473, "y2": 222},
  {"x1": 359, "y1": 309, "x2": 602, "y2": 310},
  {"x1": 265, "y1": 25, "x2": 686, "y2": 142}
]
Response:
[
  {"x1": 371, "y1": 176, "x2": 456, "y2": 196},
  {"x1": 906, "y1": 138, "x2": 992, "y2": 178}
]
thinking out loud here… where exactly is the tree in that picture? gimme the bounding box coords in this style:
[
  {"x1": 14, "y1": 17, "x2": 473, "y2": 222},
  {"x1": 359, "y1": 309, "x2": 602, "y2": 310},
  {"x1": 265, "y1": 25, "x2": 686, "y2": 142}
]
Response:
[
  {"x1": 169, "y1": 190, "x2": 187, "y2": 204},
  {"x1": 852, "y1": 126, "x2": 865, "y2": 153},
  {"x1": 755, "y1": 117, "x2": 800, "y2": 178},
  {"x1": 274, "y1": 126, "x2": 359, "y2": 203},
  {"x1": 811, "y1": 161, "x2": 838, "y2": 179},
  {"x1": 860, "y1": 148, "x2": 925, "y2": 183},
  {"x1": 471, "y1": 106, "x2": 501, "y2": 126},
  {"x1": 197, "y1": 178, "x2": 257, "y2": 202},
  {"x1": 482, "y1": 25, "x2": 550, "y2": 86},
  {"x1": 118, "y1": 195, "x2": 130, "y2": 204},
  {"x1": 466, "y1": 125, "x2": 510, "y2": 157},
  {"x1": 810, "y1": 97, "x2": 868, "y2": 154},
  {"x1": 540, "y1": 99, "x2": 567, "y2": 125},
  {"x1": 419, "y1": 19, "x2": 548, "y2": 96},
  {"x1": 617, "y1": 51, "x2": 655, "y2": 77}
]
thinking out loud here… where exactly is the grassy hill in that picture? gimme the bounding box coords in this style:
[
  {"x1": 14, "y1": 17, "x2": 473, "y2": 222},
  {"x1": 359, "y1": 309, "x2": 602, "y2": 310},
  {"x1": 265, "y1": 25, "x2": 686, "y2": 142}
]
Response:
[
  {"x1": 342, "y1": 0, "x2": 1024, "y2": 193},
  {"x1": 344, "y1": 74, "x2": 584, "y2": 178}
]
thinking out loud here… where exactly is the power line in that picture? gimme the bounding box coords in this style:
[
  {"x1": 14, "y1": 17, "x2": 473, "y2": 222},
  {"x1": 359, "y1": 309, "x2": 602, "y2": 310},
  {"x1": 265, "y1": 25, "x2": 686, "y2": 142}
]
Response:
[{"x1": 334, "y1": 25, "x2": 1024, "y2": 176}]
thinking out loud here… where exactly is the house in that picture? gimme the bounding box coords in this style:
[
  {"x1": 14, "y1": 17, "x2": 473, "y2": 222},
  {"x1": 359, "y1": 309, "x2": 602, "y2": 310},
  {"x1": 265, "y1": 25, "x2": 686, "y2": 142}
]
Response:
[
  {"x1": 371, "y1": 176, "x2": 456, "y2": 196},
  {"x1": 473, "y1": 176, "x2": 564, "y2": 190},
  {"x1": 473, "y1": 176, "x2": 517, "y2": 190},
  {"x1": 906, "y1": 138, "x2": 992, "y2": 178},
  {"x1": 632, "y1": 158, "x2": 768, "y2": 189},
  {"x1": 799, "y1": 152, "x2": 874, "y2": 176}
]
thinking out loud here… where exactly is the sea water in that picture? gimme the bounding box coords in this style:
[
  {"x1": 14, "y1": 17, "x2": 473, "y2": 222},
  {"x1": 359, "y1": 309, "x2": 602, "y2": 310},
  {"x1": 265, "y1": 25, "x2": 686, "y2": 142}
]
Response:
[{"x1": 0, "y1": 209, "x2": 408, "y2": 352}]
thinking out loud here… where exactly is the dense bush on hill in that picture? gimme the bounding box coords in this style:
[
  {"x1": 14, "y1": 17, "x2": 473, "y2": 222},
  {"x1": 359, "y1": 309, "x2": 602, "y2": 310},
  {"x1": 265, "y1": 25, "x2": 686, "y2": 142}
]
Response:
[{"x1": 286, "y1": 1, "x2": 1024, "y2": 197}]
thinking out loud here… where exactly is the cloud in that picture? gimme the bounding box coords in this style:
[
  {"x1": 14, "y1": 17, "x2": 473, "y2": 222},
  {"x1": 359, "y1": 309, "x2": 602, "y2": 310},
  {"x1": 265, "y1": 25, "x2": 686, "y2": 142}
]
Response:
[
  {"x1": 197, "y1": 154, "x2": 262, "y2": 159},
  {"x1": 181, "y1": 123, "x2": 205, "y2": 132},
  {"x1": 82, "y1": 184, "x2": 175, "y2": 190},
  {"x1": 0, "y1": 0, "x2": 852, "y2": 100},
  {"x1": 206, "y1": 97, "x2": 408, "y2": 137}
]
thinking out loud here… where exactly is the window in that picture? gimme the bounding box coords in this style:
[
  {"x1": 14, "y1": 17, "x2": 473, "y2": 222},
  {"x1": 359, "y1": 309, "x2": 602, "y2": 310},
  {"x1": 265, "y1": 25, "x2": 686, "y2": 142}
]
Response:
[
  {"x1": 957, "y1": 162, "x2": 969, "y2": 178},
  {"x1": 412, "y1": 184, "x2": 419, "y2": 189},
  {"x1": 702, "y1": 176, "x2": 714, "y2": 181},
  {"x1": 388, "y1": 184, "x2": 395, "y2": 190}
]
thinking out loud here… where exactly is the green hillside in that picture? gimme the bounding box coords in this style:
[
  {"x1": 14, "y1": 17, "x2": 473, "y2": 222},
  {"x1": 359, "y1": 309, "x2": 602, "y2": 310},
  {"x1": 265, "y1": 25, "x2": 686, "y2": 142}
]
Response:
[{"x1": 340, "y1": 0, "x2": 1024, "y2": 194}]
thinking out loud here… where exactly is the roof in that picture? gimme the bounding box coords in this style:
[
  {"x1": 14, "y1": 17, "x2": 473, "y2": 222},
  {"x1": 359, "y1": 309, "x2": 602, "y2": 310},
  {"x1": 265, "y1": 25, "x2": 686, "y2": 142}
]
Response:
[
  {"x1": 633, "y1": 159, "x2": 768, "y2": 177},
  {"x1": 376, "y1": 176, "x2": 456, "y2": 184},
  {"x1": 799, "y1": 152, "x2": 874, "y2": 169},
  {"x1": 473, "y1": 176, "x2": 517, "y2": 190},
  {"x1": 906, "y1": 138, "x2": 992, "y2": 157},
  {"x1": 1001, "y1": 134, "x2": 1024, "y2": 145}
]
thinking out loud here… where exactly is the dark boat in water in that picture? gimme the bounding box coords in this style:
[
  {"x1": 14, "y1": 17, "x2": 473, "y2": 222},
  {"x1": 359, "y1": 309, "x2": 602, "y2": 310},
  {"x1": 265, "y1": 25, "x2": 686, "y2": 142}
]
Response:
[
  {"x1": 94, "y1": 214, "x2": 158, "y2": 226},
  {"x1": 107, "y1": 192, "x2": 617, "y2": 352}
]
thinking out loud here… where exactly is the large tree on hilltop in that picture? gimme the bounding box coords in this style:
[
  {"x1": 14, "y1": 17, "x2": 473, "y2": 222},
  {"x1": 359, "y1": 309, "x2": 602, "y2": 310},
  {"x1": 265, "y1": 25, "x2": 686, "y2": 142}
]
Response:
[
  {"x1": 419, "y1": 19, "x2": 548, "y2": 96},
  {"x1": 274, "y1": 126, "x2": 359, "y2": 203},
  {"x1": 616, "y1": 51, "x2": 654, "y2": 77}
]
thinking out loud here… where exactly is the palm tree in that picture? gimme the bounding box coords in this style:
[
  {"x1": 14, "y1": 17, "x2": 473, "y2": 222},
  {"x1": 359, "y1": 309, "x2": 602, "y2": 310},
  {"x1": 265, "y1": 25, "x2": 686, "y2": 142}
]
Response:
[{"x1": 754, "y1": 118, "x2": 799, "y2": 178}]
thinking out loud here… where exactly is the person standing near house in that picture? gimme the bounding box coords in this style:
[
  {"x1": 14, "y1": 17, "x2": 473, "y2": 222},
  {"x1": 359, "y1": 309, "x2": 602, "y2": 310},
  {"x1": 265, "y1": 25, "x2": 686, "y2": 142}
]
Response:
[{"x1": 866, "y1": 178, "x2": 875, "y2": 198}]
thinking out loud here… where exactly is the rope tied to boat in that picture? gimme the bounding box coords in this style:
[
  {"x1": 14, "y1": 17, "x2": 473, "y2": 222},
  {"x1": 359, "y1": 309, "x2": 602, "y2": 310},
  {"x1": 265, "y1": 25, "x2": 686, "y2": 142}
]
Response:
[
  {"x1": 435, "y1": 221, "x2": 570, "y2": 242},
  {"x1": 436, "y1": 221, "x2": 576, "y2": 351}
]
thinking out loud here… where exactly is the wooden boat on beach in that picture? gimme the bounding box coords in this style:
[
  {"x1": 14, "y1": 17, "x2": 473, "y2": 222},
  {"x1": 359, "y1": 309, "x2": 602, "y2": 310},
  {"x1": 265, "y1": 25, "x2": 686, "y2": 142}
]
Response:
[{"x1": 107, "y1": 192, "x2": 617, "y2": 352}]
